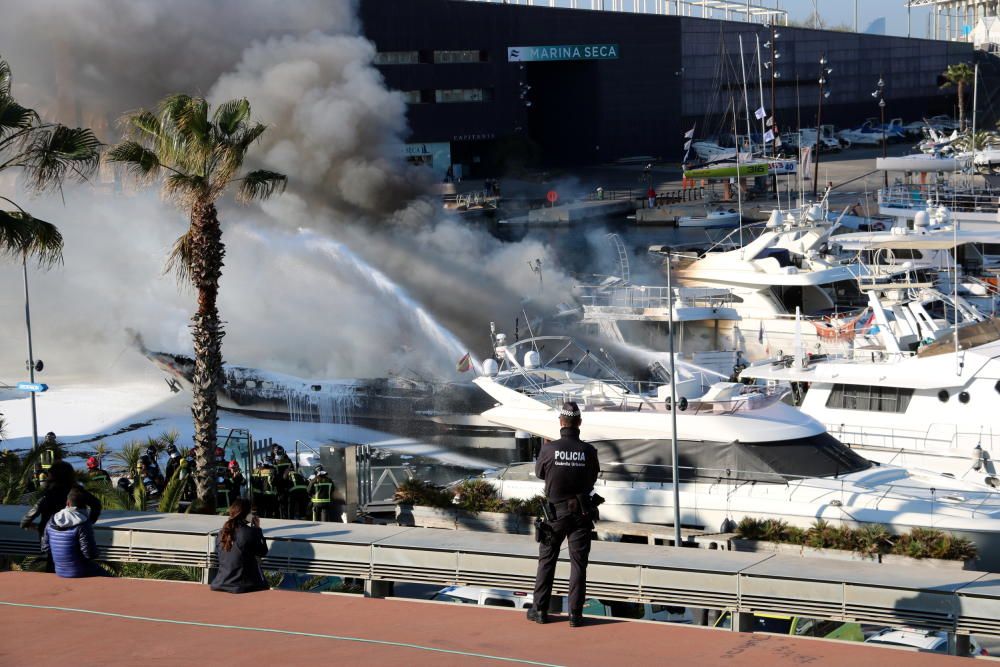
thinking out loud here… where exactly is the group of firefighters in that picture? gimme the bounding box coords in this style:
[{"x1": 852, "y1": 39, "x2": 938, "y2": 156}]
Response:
[{"x1": 33, "y1": 434, "x2": 338, "y2": 521}]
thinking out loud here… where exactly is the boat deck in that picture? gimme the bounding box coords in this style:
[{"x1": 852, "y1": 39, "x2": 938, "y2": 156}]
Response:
[{"x1": 0, "y1": 571, "x2": 966, "y2": 666}]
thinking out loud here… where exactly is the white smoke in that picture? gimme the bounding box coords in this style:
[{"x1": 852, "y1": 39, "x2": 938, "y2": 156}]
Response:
[{"x1": 0, "y1": 1, "x2": 574, "y2": 385}]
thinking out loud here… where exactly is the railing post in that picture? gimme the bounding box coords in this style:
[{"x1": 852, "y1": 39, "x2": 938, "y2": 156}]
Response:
[
  {"x1": 732, "y1": 611, "x2": 755, "y2": 632},
  {"x1": 364, "y1": 579, "x2": 394, "y2": 599},
  {"x1": 948, "y1": 632, "x2": 970, "y2": 656}
]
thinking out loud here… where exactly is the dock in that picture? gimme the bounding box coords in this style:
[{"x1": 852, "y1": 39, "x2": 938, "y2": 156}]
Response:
[
  {"x1": 498, "y1": 198, "x2": 633, "y2": 226},
  {"x1": 0, "y1": 572, "x2": 967, "y2": 666}
]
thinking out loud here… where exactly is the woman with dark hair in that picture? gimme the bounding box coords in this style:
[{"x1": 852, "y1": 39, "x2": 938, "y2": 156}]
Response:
[
  {"x1": 21, "y1": 461, "x2": 102, "y2": 573},
  {"x1": 210, "y1": 498, "x2": 269, "y2": 594}
]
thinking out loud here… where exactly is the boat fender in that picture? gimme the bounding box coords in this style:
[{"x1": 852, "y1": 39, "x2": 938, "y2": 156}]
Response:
[
  {"x1": 971, "y1": 444, "x2": 984, "y2": 472},
  {"x1": 678, "y1": 397, "x2": 688, "y2": 411}
]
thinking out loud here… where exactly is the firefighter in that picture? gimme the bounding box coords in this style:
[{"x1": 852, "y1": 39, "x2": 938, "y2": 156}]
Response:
[
  {"x1": 250, "y1": 461, "x2": 278, "y2": 518},
  {"x1": 285, "y1": 467, "x2": 310, "y2": 520},
  {"x1": 85, "y1": 457, "x2": 111, "y2": 485},
  {"x1": 307, "y1": 465, "x2": 335, "y2": 522}
]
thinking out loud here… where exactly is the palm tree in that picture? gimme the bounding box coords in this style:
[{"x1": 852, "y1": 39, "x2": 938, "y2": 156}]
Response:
[
  {"x1": 1, "y1": 56, "x2": 100, "y2": 448},
  {"x1": 941, "y1": 62, "x2": 975, "y2": 131},
  {"x1": 108, "y1": 95, "x2": 286, "y2": 510}
]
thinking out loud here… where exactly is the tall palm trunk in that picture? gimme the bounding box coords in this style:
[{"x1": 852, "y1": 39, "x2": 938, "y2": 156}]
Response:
[
  {"x1": 189, "y1": 199, "x2": 225, "y2": 510},
  {"x1": 958, "y1": 80, "x2": 966, "y2": 130}
]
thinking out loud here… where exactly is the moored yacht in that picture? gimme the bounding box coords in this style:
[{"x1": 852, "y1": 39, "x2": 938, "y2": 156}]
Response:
[
  {"x1": 742, "y1": 283, "x2": 1000, "y2": 489},
  {"x1": 473, "y1": 361, "x2": 1000, "y2": 570}
]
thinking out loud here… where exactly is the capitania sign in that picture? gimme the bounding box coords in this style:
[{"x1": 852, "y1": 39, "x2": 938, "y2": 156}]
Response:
[{"x1": 507, "y1": 44, "x2": 619, "y2": 63}]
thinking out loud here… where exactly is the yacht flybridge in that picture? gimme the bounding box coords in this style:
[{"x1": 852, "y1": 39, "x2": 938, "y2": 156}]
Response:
[
  {"x1": 654, "y1": 206, "x2": 875, "y2": 361},
  {"x1": 473, "y1": 343, "x2": 1000, "y2": 570}
]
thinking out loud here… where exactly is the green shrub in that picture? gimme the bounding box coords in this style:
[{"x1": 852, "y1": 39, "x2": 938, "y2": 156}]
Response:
[
  {"x1": 735, "y1": 516, "x2": 976, "y2": 561},
  {"x1": 393, "y1": 478, "x2": 452, "y2": 508}
]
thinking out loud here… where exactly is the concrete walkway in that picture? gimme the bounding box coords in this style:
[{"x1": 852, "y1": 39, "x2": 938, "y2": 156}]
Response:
[{"x1": 0, "y1": 572, "x2": 966, "y2": 666}]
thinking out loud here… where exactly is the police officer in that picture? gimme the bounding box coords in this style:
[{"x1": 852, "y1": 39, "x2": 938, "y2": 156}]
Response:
[{"x1": 526, "y1": 401, "x2": 599, "y2": 627}]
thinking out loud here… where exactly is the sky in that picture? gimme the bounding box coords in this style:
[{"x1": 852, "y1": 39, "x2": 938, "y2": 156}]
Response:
[{"x1": 542, "y1": 1, "x2": 950, "y2": 39}]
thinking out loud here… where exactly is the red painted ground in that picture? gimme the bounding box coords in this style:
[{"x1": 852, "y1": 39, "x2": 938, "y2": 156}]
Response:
[{"x1": 0, "y1": 572, "x2": 965, "y2": 666}]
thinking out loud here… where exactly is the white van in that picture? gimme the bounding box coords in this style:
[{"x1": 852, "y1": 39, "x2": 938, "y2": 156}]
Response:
[{"x1": 431, "y1": 586, "x2": 692, "y2": 623}]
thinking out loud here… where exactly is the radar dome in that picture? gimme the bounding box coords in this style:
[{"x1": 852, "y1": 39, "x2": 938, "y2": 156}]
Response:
[
  {"x1": 524, "y1": 350, "x2": 541, "y2": 369},
  {"x1": 482, "y1": 358, "x2": 499, "y2": 377}
]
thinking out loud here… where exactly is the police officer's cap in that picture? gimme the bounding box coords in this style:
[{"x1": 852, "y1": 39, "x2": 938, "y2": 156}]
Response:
[{"x1": 559, "y1": 401, "x2": 581, "y2": 419}]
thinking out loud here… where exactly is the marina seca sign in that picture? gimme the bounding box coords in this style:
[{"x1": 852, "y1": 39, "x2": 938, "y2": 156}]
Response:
[{"x1": 507, "y1": 44, "x2": 619, "y2": 62}]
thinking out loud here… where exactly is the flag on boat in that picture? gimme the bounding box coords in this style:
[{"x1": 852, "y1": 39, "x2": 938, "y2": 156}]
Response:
[
  {"x1": 766, "y1": 116, "x2": 775, "y2": 127},
  {"x1": 456, "y1": 352, "x2": 472, "y2": 373},
  {"x1": 683, "y1": 124, "x2": 696, "y2": 162},
  {"x1": 758, "y1": 321, "x2": 765, "y2": 344},
  {"x1": 763, "y1": 129, "x2": 775, "y2": 143},
  {"x1": 754, "y1": 106, "x2": 767, "y2": 120}
]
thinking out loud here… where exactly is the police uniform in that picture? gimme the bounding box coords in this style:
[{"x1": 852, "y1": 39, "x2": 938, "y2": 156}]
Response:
[{"x1": 529, "y1": 403, "x2": 599, "y2": 626}]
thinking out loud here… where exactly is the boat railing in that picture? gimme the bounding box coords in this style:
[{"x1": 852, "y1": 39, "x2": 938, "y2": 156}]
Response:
[
  {"x1": 590, "y1": 461, "x2": 999, "y2": 509},
  {"x1": 878, "y1": 186, "x2": 1000, "y2": 214},
  {"x1": 826, "y1": 422, "x2": 998, "y2": 456},
  {"x1": 525, "y1": 383, "x2": 783, "y2": 415},
  {"x1": 576, "y1": 284, "x2": 736, "y2": 311}
]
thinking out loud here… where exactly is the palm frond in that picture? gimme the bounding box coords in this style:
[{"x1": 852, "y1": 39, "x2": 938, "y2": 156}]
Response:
[
  {"x1": 0, "y1": 59, "x2": 10, "y2": 96},
  {"x1": 0, "y1": 210, "x2": 64, "y2": 267},
  {"x1": 109, "y1": 441, "x2": 142, "y2": 476},
  {"x1": 237, "y1": 170, "x2": 287, "y2": 203},
  {"x1": 0, "y1": 98, "x2": 38, "y2": 138},
  {"x1": 106, "y1": 140, "x2": 161, "y2": 181},
  {"x1": 157, "y1": 472, "x2": 185, "y2": 513},
  {"x1": 19, "y1": 124, "x2": 101, "y2": 191},
  {"x1": 162, "y1": 172, "x2": 205, "y2": 205},
  {"x1": 164, "y1": 230, "x2": 193, "y2": 284},
  {"x1": 213, "y1": 98, "x2": 251, "y2": 137}
]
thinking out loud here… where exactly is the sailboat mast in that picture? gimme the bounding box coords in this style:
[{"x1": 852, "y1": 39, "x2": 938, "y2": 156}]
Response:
[
  {"x1": 738, "y1": 35, "x2": 752, "y2": 155},
  {"x1": 757, "y1": 34, "x2": 767, "y2": 160}
]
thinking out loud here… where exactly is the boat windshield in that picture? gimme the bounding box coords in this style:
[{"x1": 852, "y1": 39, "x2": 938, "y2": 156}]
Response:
[
  {"x1": 918, "y1": 319, "x2": 1000, "y2": 357},
  {"x1": 590, "y1": 432, "x2": 871, "y2": 483}
]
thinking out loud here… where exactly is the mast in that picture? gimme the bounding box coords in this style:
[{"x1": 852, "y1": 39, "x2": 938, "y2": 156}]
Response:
[
  {"x1": 756, "y1": 34, "x2": 767, "y2": 160},
  {"x1": 738, "y1": 35, "x2": 752, "y2": 155}
]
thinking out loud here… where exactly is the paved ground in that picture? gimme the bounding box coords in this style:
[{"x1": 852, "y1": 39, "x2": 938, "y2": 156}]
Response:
[{"x1": 0, "y1": 572, "x2": 970, "y2": 666}]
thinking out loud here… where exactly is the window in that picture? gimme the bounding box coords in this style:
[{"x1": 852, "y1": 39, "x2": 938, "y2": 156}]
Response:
[
  {"x1": 400, "y1": 90, "x2": 423, "y2": 104},
  {"x1": 435, "y1": 88, "x2": 491, "y2": 103},
  {"x1": 433, "y1": 50, "x2": 486, "y2": 64},
  {"x1": 483, "y1": 597, "x2": 515, "y2": 607},
  {"x1": 430, "y1": 593, "x2": 477, "y2": 604},
  {"x1": 374, "y1": 51, "x2": 419, "y2": 65},
  {"x1": 825, "y1": 384, "x2": 913, "y2": 413}
]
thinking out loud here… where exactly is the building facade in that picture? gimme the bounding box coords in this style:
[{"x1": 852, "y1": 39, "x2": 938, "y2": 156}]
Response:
[{"x1": 360, "y1": 0, "x2": 973, "y2": 174}]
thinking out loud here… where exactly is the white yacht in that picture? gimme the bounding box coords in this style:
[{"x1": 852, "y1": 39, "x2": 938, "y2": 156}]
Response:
[
  {"x1": 742, "y1": 283, "x2": 1000, "y2": 490},
  {"x1": 657, "y1": 206, "x2": 873, "y2": 361},
  {"x1": 473, "y1": 353, "x2": 1000, "y2": 570}
]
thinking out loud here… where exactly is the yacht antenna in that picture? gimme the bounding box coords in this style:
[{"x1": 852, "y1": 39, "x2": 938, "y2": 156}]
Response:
[
  {"x1": 666, "y1": 249, "x2": 682, "y2": 548},
  {"x1": 522, "y1": 308, "x2": 540, "y2": 354}
]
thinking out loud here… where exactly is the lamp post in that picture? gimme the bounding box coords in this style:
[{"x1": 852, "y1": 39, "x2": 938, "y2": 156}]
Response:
[
  {"x1": 22, "y1": 256, "x2": 40, "y2": 450},
  {"x1": 812, "y1": 55, "x2": 831, "y2": 200},
  {"x1": 873, "y1": 76, "x2": 887, "y2": 188}
]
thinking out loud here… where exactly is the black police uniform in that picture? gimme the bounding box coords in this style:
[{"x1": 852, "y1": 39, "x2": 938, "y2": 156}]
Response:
[{"x1": 531, "y1": 426, "x2": 599, "y2": 619}]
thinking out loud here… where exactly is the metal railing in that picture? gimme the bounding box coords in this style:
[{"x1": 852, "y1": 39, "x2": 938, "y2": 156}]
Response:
[
  {"x1": 828, "y1": 422, "x2": 1000, "y2": 454},
  {"x1": 878, "y1": 186, "x2": 1000, "y2": 214},
  {"x1": 576, "y1": 285, "x2": 736, "y2": 311},
  {"x1": 1, "y1": 504, "x2": 997, "y2": 645}
]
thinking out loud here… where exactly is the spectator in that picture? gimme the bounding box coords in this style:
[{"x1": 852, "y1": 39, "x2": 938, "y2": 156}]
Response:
[
  {"x1": 210, "y1": 498, "x2": 269, "y2": 594},
  {"x1": 41, "y1": 487, "x2": 107, "y2": 578},
  {"x1": 21, "y1": 461, "x2": 102, "y2": 572}
]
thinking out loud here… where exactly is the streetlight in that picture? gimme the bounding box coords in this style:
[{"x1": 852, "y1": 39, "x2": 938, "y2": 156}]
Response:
[
  {"x1": 812, "y1": 55, "x2": 832, "y2": 200},
  {"x1": 872, "y1": 76, "x2": 887, "y2": 188}
]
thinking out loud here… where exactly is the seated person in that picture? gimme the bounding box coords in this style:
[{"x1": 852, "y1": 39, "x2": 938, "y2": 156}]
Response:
[{"x1": 41, "y1": 487, "x2": 107, "y2": 578}]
